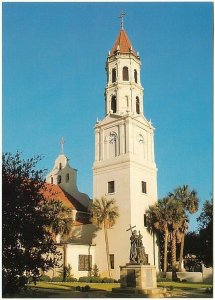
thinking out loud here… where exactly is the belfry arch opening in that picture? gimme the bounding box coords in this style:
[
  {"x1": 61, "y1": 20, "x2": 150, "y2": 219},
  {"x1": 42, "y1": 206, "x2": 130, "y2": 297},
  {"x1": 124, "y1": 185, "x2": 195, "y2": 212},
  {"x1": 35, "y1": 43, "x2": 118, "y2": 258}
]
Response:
[
  {"x1": 134, "y1": 69, "x2": 138, "y2": 83},
  {"x1": 112, "y1": 68, "x2": 116, "y2": 83},
  {"x1": 123, "y1": 66, "x2": 129, "y2": 81},
  {"x1": 136, "y1": 97, "x2": 140, "y2": 114},
  {"x1": 111, "y1": 96, "x2": 117, "y2": 113}
]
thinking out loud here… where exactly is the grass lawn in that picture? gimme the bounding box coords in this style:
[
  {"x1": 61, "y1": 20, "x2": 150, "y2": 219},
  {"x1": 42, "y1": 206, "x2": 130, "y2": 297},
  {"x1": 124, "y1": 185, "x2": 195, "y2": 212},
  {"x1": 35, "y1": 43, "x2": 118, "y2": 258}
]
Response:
[
  {"x1": 7, "y1": 281, "x2": 213, "y2": 298},
  {"x1": 30, "y1": 281, "x2": 212, "y2": 291},
  {"x1": 158, "y1": 281, "x2": 213, "y2": 289},
  {"x1": 29, "y1": 281, "x2": 120, "y2": 291}
]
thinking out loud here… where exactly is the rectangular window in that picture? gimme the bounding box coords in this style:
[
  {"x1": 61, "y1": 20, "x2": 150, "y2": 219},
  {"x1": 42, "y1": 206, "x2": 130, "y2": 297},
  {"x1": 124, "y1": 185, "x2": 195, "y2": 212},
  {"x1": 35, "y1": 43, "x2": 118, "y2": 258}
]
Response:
[
  {"x1": 144, "y1": 214, "x2": 147, "y2": 227},
  {"x1": 108, "y1": 181, "x2": 115, "y2": 193},
  {"x1": 142, "y1": 181, "x2": 147, "y2": 194},
  {"x1": 110, "y1": 254, "x2": 114, "y2": 269},
  {"x1": 78, "y1": 255, "x2": 92, "y2": 271}
]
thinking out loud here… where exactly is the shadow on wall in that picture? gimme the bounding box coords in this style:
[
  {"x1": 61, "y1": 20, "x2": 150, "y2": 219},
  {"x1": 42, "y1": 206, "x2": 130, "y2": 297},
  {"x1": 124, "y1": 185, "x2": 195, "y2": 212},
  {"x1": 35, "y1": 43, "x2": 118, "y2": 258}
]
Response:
[{"x1": 68, "y1": 224, "x2": 98, "y2": 244}]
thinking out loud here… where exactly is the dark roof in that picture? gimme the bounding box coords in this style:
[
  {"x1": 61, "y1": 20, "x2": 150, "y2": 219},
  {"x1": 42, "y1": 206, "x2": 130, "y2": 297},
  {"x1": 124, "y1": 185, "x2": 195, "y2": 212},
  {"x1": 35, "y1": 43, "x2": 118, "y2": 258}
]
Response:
[
  {"x1": 43, "y1": 183, "x2": 88, "y2": 212},
  {"x1": 110, "y1": 29, "x2": 138, "y2": 57}
]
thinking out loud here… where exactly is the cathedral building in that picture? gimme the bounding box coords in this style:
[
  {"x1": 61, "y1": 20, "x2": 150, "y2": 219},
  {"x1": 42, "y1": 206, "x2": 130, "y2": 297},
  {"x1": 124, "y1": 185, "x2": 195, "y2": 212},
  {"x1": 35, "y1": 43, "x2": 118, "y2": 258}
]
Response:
[{"x1": 45, "y1": 20, "x2": 158, "y2": 280}]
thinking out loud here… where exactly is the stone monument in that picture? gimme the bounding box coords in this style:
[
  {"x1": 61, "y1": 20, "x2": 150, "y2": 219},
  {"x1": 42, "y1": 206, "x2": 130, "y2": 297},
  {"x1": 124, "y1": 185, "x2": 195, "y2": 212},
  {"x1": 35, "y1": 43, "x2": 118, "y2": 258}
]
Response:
[{"x1": 112, "y1": 225, "x2": 166, "y2": 297}]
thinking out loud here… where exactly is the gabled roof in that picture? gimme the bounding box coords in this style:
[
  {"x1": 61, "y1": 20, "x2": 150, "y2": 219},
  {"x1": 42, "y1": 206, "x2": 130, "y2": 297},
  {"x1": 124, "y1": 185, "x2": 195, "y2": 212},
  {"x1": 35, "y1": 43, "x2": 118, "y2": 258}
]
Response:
[
  {"x1": 110, "y1": 29, "x2": 138, "y2": 57},
  {"x1": 43, "y1": 183, "x2": 88, "y2": 213}
]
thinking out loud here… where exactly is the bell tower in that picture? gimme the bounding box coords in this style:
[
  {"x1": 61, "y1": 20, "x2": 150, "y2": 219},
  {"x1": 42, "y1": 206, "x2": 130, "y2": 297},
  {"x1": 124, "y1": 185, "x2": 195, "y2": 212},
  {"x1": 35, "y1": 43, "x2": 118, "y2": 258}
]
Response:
[{"x1": 93, "y1": 16, "x2": 159, "y2": 279}]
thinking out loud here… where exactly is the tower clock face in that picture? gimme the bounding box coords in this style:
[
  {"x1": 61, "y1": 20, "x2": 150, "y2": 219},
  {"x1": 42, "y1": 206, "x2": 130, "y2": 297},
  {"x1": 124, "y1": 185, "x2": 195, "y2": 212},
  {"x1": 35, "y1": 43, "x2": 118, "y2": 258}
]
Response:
[{"x1": 138, "y1": 134, "x2": 144, "y2": 144}]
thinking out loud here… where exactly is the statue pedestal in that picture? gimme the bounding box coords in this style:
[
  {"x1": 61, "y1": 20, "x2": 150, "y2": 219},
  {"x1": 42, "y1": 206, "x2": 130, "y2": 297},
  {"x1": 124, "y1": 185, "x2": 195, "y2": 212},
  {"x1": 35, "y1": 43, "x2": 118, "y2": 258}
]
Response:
[
  {"x1": 120, "y1": 264, "x2": 157, "y2": 289},
  {"x1": 112, "y1": 264, "x2": 167, "y2": 297}
]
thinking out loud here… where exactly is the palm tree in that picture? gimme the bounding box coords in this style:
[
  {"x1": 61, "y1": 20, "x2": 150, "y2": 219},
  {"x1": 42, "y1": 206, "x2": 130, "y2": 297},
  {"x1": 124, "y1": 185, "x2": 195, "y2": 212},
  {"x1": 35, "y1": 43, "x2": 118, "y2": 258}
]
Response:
[
  {"x1": 169, "y1": 185, "x2": 199, "y2": 271},
  {"x1": 42, "y1": 199, "x2": 74, "y2": 281},
  {"x1": 177, "y1": 218, "x2": 189, "y2": 271},
  {"x1": 146, "y1": 197, "x2": 185, "y2": 273},
  {"x1": 146, "y1": 198, "x2": 171, "y2": 273},
  {"x1": 167, "y1": 199, "x2": 185, "y2": 270},
  {"x1": 90, "y1": 197, "x2": 119, "y2": 278}
]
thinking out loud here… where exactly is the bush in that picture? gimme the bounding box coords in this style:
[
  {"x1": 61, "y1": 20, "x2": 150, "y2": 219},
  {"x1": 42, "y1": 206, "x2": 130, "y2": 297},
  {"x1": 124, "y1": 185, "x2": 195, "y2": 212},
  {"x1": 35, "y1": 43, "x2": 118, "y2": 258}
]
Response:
[
  {"x1": 90, "y1": 277, "x2": 103, "y2": 283},
  {"x1": 40, "y1": 275, "x2": 51, "y2": 282},
  {"x1": 78, "y1": 276, "x2": 91, "y2": 283},
  {"x1": 91, "y1": 264, "x2": 100, "y2": 277},
  {"x1": 102, "y1": 277, "x2": 117, "y2": 283},
  {"x1": 66, "y1": 277, "x2": 77, "y2": 282},
  {"x1": 78, "y1": 276, "x2": 117, "y2": 283},
  {"x1": 51, "y1": 276, "x2": 63, "y2": 282},
  {"x1": 157, "y1": 277, "x2": 170, "y2": 282}
]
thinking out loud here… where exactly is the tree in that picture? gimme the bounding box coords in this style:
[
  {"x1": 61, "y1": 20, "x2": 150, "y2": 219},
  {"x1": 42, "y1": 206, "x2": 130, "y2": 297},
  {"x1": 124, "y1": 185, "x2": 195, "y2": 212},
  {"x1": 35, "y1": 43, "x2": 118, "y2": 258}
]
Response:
[
  {"x1": 164, "y1": 198, "x2": 185, "y2": 273},
  {"x1": 91, "y1": 264, "x2": 100, "y2": 277},
  {"x1": 41, "y1": 199, "x2": 74, "y2": 281},
  {"x1": 169, "y1": 185, "x2": 199, "y2": 271},
  {"x1": 184, "y1": 231, "x2": 202, "y2": 271},
  {"x1": 41, "y1": 199, "x2": 74, "y2": 241},
  {"x1": 146, "y1": 197, "x2": 185, "y2": 274},
  {"x1": 2, "y1": 152, "x2": 61, "y2": 295},
  {"x1": 197, "y1": 199, "x2": 213, "y2": 267},
  {"x1": 90, "y1": 197, "x2": 119, "y2": 278},
  {"x1": 146, "y1": 198, "x2": 171, "y2": 273}
]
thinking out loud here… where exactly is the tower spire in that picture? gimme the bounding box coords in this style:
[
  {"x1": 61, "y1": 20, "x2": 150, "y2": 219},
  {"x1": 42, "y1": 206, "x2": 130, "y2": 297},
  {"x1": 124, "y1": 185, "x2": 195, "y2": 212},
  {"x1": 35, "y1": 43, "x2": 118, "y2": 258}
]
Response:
[{"x1": 118, "y1": 11, "x2": 126, "y2": 30}]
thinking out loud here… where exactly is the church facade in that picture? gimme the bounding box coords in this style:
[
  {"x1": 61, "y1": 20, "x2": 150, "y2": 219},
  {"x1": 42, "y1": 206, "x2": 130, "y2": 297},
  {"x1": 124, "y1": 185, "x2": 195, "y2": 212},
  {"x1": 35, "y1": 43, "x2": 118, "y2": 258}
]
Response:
[{"x1": 45, "y1": 23, "x2": 159, "y2": 280}]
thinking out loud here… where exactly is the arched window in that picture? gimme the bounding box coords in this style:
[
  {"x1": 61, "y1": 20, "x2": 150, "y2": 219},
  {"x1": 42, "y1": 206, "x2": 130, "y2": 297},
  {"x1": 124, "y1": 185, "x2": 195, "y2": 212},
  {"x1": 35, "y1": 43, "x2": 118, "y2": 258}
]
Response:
[
  {"x1": 57, "y1": 175, "x2": 61, "y2": 184},
  {"x1": 112, "y1": 68, "x2": 116, "y2": 83},
  {"x1": 66, "y1": 173, "x2": 69, "y2": 182},
  {"x1": 134, "y1": 69, "x2": 138, "y2": 83},
  {"x1": 51, "y1": 177, "x2": 53, "y2": 184},
  {"x1": 111, "y1": 96, "x2": 117, "y2": 113},
  {"x1": 136, "y1": 97, "x2": 140, "y2": 114},
  {"x1": 58, "y1": 163, "x2": 62, "y2": 170},
  {"x1": 123, "y1": 66, "x2": 129, "y2": 81}
]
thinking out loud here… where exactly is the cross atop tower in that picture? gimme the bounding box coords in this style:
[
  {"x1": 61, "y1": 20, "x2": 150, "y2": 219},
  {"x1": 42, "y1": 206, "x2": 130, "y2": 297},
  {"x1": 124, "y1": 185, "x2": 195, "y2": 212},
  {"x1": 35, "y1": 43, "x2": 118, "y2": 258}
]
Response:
[
  {"x1": 60, "y1": 137, "x2": 65, "y2": 154},
  {"x1": 118, "y1": 11, "x2": 126, "y2": 30}
]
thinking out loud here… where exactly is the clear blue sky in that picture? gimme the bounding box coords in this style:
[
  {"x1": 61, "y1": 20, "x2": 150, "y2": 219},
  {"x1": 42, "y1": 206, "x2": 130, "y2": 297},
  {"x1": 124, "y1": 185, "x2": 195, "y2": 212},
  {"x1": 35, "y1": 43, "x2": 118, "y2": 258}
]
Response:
[{"x1": 3, "y1": 2, "x2": 213, "y2": 231}]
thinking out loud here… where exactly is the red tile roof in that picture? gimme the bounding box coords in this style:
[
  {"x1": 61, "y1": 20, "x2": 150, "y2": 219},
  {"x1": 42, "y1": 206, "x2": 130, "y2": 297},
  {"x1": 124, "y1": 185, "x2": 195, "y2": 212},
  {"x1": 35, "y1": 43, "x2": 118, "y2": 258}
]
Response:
[
  {"x1": 42, "y1": 183, "x2": 88, "y2": 213},
  {"x1": 110, "y1": 29, "x2": 138, "y2": 57}
]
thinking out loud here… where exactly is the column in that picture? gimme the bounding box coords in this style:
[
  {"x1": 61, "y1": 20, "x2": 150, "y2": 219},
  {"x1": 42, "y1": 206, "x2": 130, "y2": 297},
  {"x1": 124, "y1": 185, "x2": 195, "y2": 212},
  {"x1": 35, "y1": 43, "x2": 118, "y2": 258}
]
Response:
[
  {"x1": 95, "y1": 128, "x2": 100, "y2": 161},
  {"x1": 100, "y1": 129, "x2": 105, "y2": 160},
  {"x1": 119, "y1": 122, "x2": 125, "y2": 155},
  {"x1": 125, "y1": 118, "x2": 133, "y2": 153}
]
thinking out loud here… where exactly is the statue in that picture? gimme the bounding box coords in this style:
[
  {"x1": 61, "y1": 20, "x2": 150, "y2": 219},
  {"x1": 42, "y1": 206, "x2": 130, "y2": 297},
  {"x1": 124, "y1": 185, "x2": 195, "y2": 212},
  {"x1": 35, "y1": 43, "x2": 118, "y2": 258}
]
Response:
[
  {"x1": 127, "y1": 226, "x2": 148, "y2": 264},
  {"x1": 130, "y1": 230, "x2": 138, "y2": 262}
]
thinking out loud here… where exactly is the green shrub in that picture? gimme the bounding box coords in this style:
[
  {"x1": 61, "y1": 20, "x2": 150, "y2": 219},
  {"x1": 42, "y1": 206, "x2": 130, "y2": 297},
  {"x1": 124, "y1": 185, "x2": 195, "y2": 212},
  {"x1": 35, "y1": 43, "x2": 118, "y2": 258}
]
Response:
[
  {"x1": 102, "y1": 277, "x2": 116, "y2": 283},
  {"x1": 66, "y1": 277, "x2": 77, "y2": 282},
  {"x1": 90, "y1": 277, "x2": 103, "y2": 283},
  {"x1": 91, "y1": 264, "x2": 100, "y2": 277},
  {"x1": 78, "y1": 276, "x2": 117, "y2": 283},
  {"x1": 39, "y1": 275, "x2": 51, "y2": 282},
  {"x1": 79, "y1": 276, "x2": 91, "y2": 282},
  {"x1": 51, "y1": 276, "x2": 63, "y2": 282},
  {"x1": 157, "y1": 277, "x2": 170, "y2": 282}
]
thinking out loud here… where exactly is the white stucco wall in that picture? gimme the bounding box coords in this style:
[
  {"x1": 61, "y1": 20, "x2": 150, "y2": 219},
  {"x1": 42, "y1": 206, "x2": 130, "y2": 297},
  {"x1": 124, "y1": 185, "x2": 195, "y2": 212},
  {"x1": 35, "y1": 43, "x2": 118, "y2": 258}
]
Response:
[
  {"x1": 66, "y1": 244, "x2": 96, "y2": 279},
  {"x1": 93, "y1": 44, "x2": 159, "y2": 279},
  {"x1": 46, "y1": 154, "x2": 91, "y2": 208}
]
